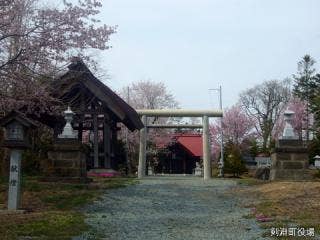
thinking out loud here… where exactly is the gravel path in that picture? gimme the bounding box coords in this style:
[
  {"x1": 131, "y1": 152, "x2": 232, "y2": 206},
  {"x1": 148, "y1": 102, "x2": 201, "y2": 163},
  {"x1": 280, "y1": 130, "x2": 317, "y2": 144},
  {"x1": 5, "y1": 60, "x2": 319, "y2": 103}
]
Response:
[{"x1": 75, "y1": 176, "x2": 268, "y2": 240}]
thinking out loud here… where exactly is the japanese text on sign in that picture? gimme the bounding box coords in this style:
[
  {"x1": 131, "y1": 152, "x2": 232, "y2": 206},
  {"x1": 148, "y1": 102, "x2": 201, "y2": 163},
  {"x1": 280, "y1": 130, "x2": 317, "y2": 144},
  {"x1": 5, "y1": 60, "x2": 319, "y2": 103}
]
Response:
[{"x1": 271, "y1": 227, "x2": 314, "y2": 237}]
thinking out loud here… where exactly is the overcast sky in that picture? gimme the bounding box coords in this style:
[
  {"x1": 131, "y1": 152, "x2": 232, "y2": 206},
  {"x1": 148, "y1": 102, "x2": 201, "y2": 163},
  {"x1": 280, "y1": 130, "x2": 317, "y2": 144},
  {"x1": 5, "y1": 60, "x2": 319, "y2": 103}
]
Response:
[{"x1": 98, "y1": 0, "x2": 320, "y2": 110}]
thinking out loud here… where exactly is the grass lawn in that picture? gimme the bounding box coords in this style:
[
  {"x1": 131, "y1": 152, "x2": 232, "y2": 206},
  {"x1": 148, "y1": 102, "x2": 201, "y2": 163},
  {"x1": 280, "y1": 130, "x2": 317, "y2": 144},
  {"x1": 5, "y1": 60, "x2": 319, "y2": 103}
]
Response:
[
  {"x1": 237, "y1": 178, "x2": 320, "y2": 239},
  {"x1": 0, "y1": 176, "x2": 137, "y2": 240}
]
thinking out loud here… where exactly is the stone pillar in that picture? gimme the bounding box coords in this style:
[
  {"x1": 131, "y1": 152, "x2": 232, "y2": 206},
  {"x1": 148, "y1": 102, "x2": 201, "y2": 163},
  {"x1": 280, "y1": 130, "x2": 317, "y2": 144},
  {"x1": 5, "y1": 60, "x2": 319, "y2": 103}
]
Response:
[
  {"x1": 270, "y1": 140, "x2": 311, "y2": 180},
  {"x1": 138, "y1": 115, "x2": 147, "y2": 179},
  {"x1": 202, "y1": 115, "x2": 211, "y2": 180},
  {"x1": 8, "y1": 150, "x2": 22, "y2": 210}
]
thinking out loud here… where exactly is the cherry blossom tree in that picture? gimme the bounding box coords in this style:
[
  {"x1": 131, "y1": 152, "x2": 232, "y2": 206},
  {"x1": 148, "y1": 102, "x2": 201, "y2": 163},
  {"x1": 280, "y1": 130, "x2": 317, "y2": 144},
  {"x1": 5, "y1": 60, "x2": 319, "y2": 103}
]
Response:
[
  {"x1": 0, "y1": 0, "x2": 115, "y2": 114},
  {"x1": 222, "y1": 105, "x2": 256, "y2": 145},
  {"x1": 121, "y1": 80, "x2": 179, "y2": 110},
  {"x1": 119, "y1": 80, "x2": 179, "y2": 145},
  {"x1": 210, "y1": 104, "x2": 256, "y2": 159},
  {"x1": 118, "y1": 80, "x2": 179, "y2": 172}
]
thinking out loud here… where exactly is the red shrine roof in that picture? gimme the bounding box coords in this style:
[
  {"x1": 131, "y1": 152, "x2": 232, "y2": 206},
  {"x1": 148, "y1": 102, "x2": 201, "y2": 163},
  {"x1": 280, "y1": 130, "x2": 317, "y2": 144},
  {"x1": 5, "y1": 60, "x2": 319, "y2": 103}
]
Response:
[{"x1": 174, "y1": 134, "x2": 203, "y2": 157}]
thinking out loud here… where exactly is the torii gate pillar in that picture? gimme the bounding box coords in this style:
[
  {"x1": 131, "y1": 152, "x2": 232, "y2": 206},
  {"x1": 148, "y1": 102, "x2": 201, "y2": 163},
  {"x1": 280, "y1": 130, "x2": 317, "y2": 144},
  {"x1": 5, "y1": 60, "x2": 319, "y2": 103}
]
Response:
[
  {"x1": 202, "y1": 115, "x2": 211, "y2": 180},
  {"x1": 138, "y1": 115, "x2": 147, "y2": 178}
]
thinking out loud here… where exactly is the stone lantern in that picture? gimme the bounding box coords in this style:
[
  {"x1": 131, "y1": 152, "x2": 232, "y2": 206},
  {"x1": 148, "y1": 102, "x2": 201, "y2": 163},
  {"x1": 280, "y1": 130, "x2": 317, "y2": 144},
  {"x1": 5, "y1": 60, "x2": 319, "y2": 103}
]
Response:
[
  {"x1": 194, "y1": 161, "x2": 202, "y2": 176},
  {"x1": 58, "y1": 106, "x2": 77, "y2": 139},
  {"x1": 282, "y1": 110, "x2": 297, "y2": 139},
  {"x1": 1, "y1": 111, "x2": 38, "y2": 149},
  {"x1": 47, "y1": 107, "x2": 87, "y2": 182},
  {"x1": 0, "y1": 111, "x2": 38, "y2": 210},
  {"x1": 270, "y1": 109, "x2": 310, "y2": 180},
  {"x1": 6, "y1": 122, "x2": 24, "y2": 140}
]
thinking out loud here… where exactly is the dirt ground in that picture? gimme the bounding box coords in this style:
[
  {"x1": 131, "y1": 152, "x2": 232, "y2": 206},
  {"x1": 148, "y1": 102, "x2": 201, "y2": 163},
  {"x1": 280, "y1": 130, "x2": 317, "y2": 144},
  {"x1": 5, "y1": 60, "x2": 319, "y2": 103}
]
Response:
[{"x1": 238, "y1": 179, "x2": 320, "y2": 235}]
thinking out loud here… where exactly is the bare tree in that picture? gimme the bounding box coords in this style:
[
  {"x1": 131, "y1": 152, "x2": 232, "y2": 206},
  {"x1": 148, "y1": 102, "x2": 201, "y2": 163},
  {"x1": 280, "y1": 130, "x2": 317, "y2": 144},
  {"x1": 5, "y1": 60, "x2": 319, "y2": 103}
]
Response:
[{"x1": 239, "y1": 79, "x2": 291, "y2": 152}]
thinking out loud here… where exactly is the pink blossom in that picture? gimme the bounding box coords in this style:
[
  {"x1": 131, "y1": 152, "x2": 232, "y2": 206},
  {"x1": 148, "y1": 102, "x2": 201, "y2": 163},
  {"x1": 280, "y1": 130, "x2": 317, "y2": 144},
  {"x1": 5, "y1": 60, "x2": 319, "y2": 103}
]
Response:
[
  {"x1": 210, "y1": 104, "x2": 256, "y2": 159},
  {"x1": 87, "y1": 172, "x2": 120, "y2": 178},
  {"x1": 255, "y1": 213, "x2": 274, "y2": 222}
]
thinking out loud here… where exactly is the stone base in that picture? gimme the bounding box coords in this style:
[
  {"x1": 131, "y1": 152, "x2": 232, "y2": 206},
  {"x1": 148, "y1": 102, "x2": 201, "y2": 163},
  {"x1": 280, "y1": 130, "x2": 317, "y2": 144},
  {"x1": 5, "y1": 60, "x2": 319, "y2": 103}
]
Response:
[
  {"x1": 276, "y1": 139, "x2": 303, "y2": 148},
  {"x1": 270, "y1": 169, "x2": 312, "y2": 181},
  {"x1": 47, "y1": 139, "x2": 87, "y2": 180},
  {"x1": 270, "y1": 140, "x2": 311, "y2": 181},
  {"x1": 194, "y1": 167, "x2": 202, "y2": 176},
  {"x1": 147, "y1": 166, "x2": 154, "y2": 176}
]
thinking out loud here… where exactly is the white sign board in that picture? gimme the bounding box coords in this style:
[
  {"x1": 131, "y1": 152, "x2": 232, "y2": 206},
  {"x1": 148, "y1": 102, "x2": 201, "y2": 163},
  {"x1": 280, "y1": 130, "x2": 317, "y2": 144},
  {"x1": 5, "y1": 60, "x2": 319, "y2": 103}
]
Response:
[{"x1": 256, "y1": 157, "x2": 271, "y2": 168}]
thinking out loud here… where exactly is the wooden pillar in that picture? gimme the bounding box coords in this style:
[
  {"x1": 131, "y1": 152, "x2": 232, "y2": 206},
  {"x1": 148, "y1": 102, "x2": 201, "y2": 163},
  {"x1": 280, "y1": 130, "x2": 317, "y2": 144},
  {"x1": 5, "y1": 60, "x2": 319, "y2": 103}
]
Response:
[
  {"x1": 78, "y1": 93, "x2": 85, "y2": 142},
  {"x1": 78, "y1": 122, "x2": 83, "y2": 142},
  {"x1": 93, "y1": 113, "x2": 99, "y2": 168},
  {"x1": 78, "y1": 115, "x2": 83, "y2": 142},
  {"x1": 104, "y1": 115, "x2": 111, "y2": 169},
  {"x1": 110, "y1": 121, "x2": 117, "y2": 168}
]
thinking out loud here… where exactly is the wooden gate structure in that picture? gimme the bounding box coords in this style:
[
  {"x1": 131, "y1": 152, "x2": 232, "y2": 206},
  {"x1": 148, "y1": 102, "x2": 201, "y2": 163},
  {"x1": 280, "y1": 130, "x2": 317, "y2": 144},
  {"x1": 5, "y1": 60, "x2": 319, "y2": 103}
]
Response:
[{"x1": 52, "y1": 59, "x2": 144, "y2": 169}]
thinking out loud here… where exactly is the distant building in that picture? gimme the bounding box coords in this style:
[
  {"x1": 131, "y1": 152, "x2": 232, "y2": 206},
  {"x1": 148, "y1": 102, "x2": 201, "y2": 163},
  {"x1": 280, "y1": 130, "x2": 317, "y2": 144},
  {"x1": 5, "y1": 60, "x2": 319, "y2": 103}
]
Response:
[{"x1": 154, "y1": 134, "x2": 202, "y2": 174}]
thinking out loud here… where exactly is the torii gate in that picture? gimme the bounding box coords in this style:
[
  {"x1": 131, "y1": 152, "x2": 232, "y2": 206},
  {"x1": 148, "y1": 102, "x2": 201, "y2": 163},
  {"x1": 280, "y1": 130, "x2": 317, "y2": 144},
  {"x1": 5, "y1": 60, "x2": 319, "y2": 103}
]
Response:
[{"x1": 136, "y1": 109, "x2": 223, "y2": 180}]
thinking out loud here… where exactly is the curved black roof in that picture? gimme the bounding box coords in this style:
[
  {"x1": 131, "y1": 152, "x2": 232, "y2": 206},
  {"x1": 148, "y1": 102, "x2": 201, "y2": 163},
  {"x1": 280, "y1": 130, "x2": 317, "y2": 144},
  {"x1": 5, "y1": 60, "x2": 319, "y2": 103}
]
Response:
[{"x1": 53, "y1": 58, "x2": 143, "y2": 131}]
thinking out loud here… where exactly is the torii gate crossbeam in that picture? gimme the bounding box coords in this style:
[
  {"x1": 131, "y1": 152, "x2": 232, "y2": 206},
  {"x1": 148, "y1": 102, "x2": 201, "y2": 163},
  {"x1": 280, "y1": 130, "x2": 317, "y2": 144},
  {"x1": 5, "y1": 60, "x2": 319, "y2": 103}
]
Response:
[{"x1": 136, "y1": 109, "x2": 223, "y2": 180}]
